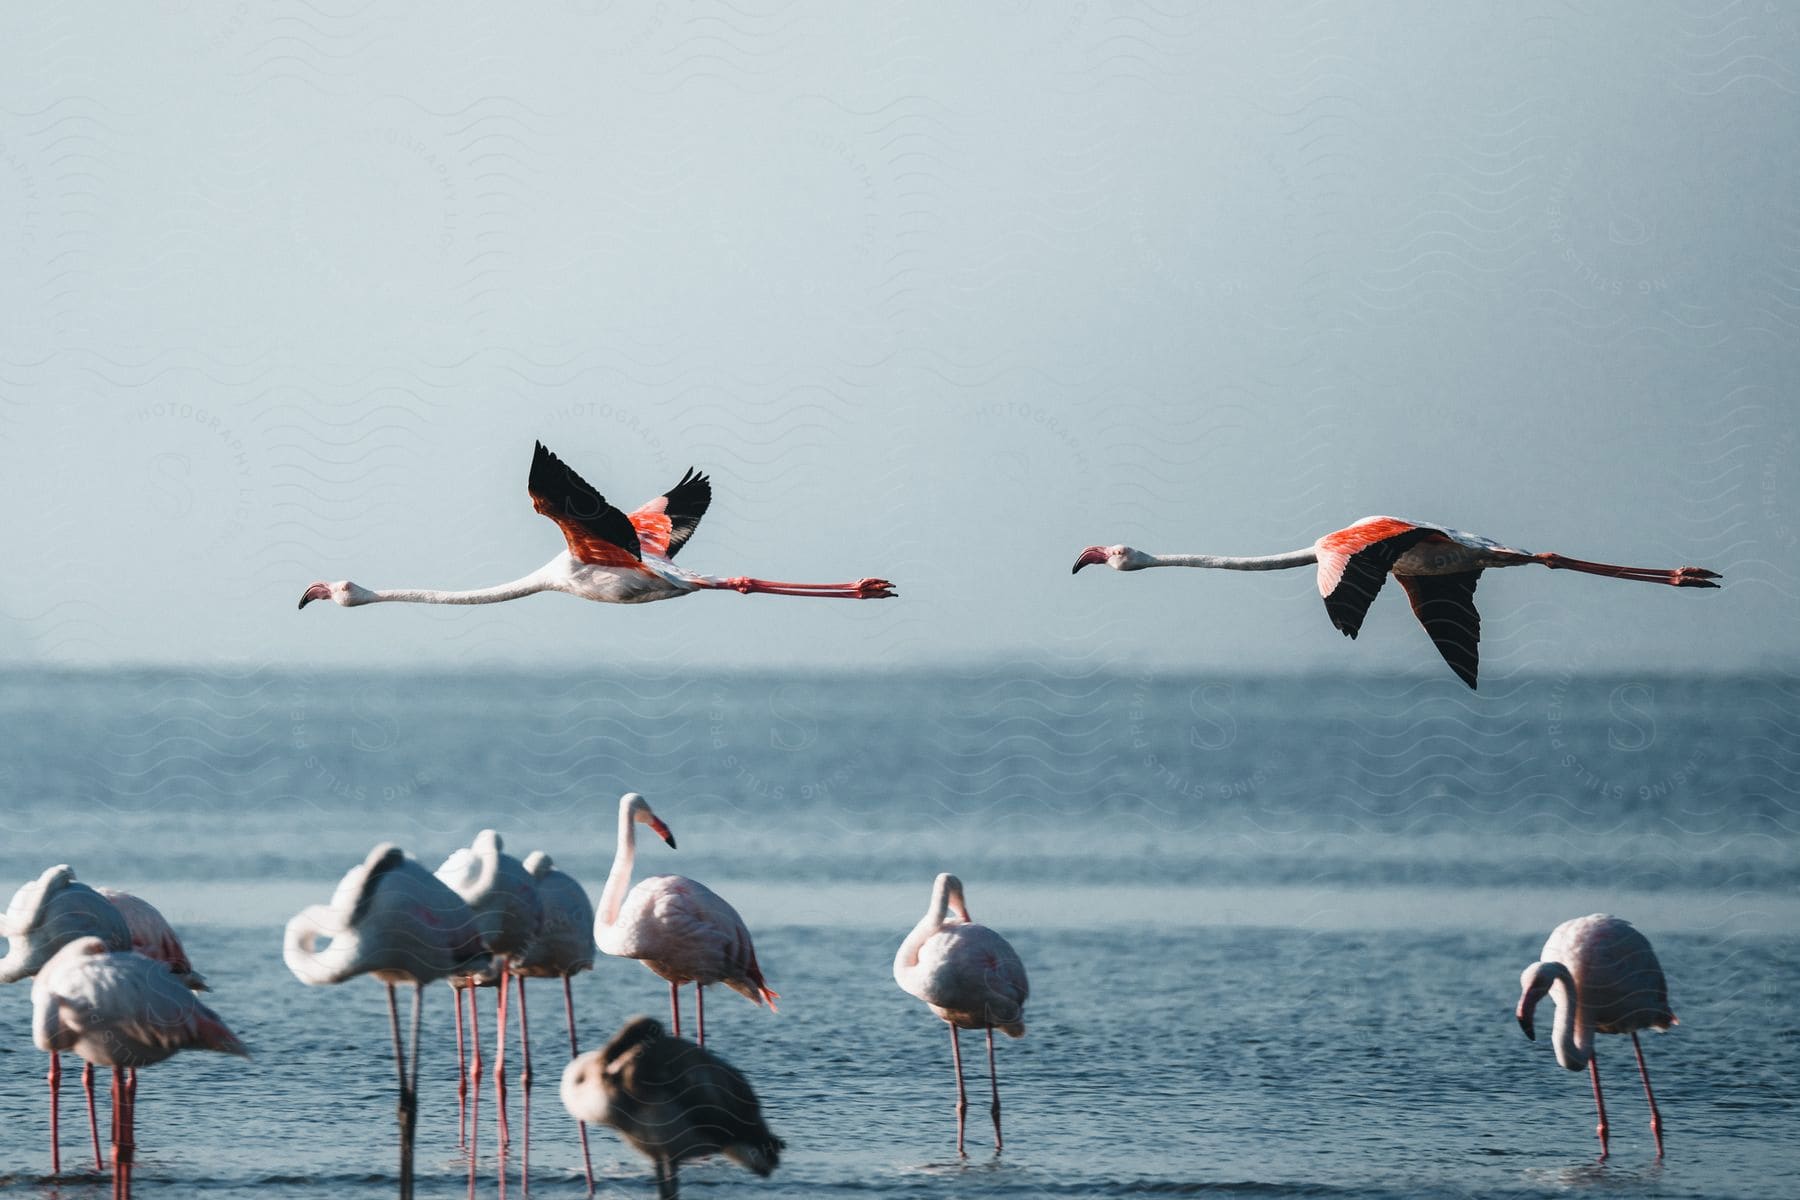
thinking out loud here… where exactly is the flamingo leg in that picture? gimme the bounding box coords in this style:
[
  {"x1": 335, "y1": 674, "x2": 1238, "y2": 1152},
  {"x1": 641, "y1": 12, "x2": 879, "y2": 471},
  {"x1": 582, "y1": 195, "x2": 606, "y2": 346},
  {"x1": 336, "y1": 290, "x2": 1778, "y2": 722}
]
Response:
[
  {"x1": 112, "y1": 1066, "x2": 134, "y2": 1200},
  {"x1": 85, "y1": 1060, "x2": 103, "y2": 1172},
  {"x1": 563, "y1": 975, "x2": 595, "y2": 1195},
  {"x1": 469, "y1": 981, "x2": 483, "y2": 1171},
  {"x1": 518, "y1": 974, "x2": 532, "y2": 1196},
  {"x1": 986, "y1": 1027, "x2": 1003, "y2": 1153},
  {"x1": 654, "y1": 1156, "x2": 679, "y2": 1200},
  {"x1": 949, "y1": 1024, "x2": 968, "y2": 1158},
  {"x1": 696, "y1": 984, "x2": 705, "y2": 1048},
  {"x1": 704, "y1": 575, "x2": 896, "y2": 599},
  {"x1": 387, "y1": 983, "x2": 415, "y2": 1200},
  {"x1": 109, "y1": 1069, "x2": 119, "y2": 1200},
  {"x1": 1589, "y1": 1052, "x2": 1610, "y2": 1160},
  {"x1": 668, "y1": 979, "x2": 682, "y2": 1040},
  {"x1": 410, "y1": 984, "x2": 425, "y2": 1197},
  {"x1": 454, "y1": 981, "x2": 469, "y2": 1148},
  {"x1": 495, "y1": 962, "x2": 511, "y2": 1155},
  {"x1": 1536, "y1": 553, "x2": 1720, "y2": 588},
  {"x1": 47, "y1": 1051, "x2": 62, "y2": 1176},
  {"x1": 1631, "y1": 1032, "x2": 1665, "y2": 1157}
]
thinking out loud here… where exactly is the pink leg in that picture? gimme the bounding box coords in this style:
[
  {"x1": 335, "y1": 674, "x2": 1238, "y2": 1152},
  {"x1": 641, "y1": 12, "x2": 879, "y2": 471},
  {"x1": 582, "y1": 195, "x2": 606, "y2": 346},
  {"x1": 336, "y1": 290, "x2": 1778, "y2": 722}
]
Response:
[
  {"x1": 986, "y1": 1027, "x2": 1003, "y2": 1153},
  {"x1": 1537, "y1": 553, "x2": 1720, "y2": 588},
  {"x1": 455, "y1": 982, "x2": 468, "y2": 1148},
  {"x1": 705, "y1": 576, "x2": 896, "y2": 599},
  {"x1": 47, "y1": 1051, "x2": 62, "y2": 1176},
  {"x1": 696, "y1": 985, "x2": 705, "y2": 1048},
  {"x1": 1632, "y1": 1033, "x2": 1665, "y2": 1158},
  {"x1": 949, "y1": 1024, "x2": 968, "y2": 1157},
  {"x1": 86, "y1": 1061, "x2": 103, "y2": 1171},
  {"x1": 563, "y1": 976, "x2": 595, "y2": 1195},
  {"x1": 495, "y1": 964, "x2": 511, "y2": 1154},
  {"x1": 518, "y1": 975, "x2": 532, "y2": 1196},
  {"x1": 669, "y1": 980, "x2": 682, "y2": 1040},
  {"x1": 109, "y1": 1069, "x2": 119, "y2": 1200},
  {"x1": 469, "y1": 983, "x2": 483, "y2": 1171},
  {"x1": 1589, "y1": 1053, "x2": 1610, "y2": 1160}
]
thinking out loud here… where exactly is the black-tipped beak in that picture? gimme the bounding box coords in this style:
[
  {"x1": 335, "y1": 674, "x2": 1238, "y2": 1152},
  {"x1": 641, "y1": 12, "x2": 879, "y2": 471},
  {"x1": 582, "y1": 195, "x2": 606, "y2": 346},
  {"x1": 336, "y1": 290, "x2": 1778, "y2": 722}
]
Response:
[
  {"x1": 1072, "y1": 547, "x2": 1107, "y2": 574},
  {"x1": 299, "y1": 583, "x2": 331, "y2": 610},
  {"x1": 1516, "y1": 1011, "x2": 1536, "y2": 1041},
  {"x1": 649, "y1": 816, "x2": 676, "y2": 849}
]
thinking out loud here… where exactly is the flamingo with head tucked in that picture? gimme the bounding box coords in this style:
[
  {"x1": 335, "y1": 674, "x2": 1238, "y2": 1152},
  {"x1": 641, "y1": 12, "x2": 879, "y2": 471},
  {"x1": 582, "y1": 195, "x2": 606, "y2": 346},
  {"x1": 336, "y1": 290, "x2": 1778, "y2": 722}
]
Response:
[
  {"x1": 299, "y1": 442, "x2": 895, "y2": 611},
  {"x1": 515, "y1": 851, "x2": 598, "y2": 1193},
  {"x1": 593, "y1": 793, "x2": 777, "y2": 1046},
  {"x1": 285, "y1": 843, "x2": 489, "y2": 1200},
  {"x1": 33, "y1": 937, "x2": 248, "y2": 1200},
  {"x1": 895, "y1": 873, "x2": 1029, "y2": 1157},
  {"x1": 1073, "y1": 516, "x2": 1719, "y2": 688},
  {"x1": 1516, "y1": 914, "x2": 1676, "y2": 1160}
]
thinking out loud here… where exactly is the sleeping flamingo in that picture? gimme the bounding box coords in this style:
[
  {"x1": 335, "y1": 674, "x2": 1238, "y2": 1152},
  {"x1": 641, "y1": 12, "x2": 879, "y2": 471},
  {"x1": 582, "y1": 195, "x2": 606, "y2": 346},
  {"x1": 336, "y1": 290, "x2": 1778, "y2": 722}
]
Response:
[
  {"x1": 561, "y1": 1015, "x2": 783, "y2": 1199},
  {"x1": 593, "y1": 793, "x2": 777, "y2": 1046},
  {"x1": 436, "y1": 830, "x2": 543, "y2": 1168},
  {"x1": 285, "y1": 843, "x2": 490, "y2": 1200},
  {"x1": 33, "y1": 937, "x2": 248, "y2": 1200},
  {"x1": 1516, "y1": 914, "x2": 1676, "y2": 1160},
  {"x1": 298, "y1": 442, "x2": 896, "y2": 610},
  {"x1": 1073, "y1": 516, "x2": 1720, "y2": 687},
  {"x1": 3, "y1": 865, "x2": 133, "y2": 1175},
  {"x1": 514, "y1": 850, "x2": 598, "y2": 1193},
  {"x1": 894, "y1": 873, "x2": 1029, "y2": 1156}
]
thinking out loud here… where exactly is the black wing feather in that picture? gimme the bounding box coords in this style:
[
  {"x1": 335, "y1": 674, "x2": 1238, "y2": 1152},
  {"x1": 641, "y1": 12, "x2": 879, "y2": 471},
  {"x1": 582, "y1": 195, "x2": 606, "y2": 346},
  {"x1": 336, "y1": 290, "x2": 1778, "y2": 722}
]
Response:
[
  {"x1": 1398, "y1": 571, "x2": 1483, "y2": 689},
  {"x1": 660, "y1": 468, "x2": 712, "y2": 558},
  {"x1": 1322, "y1": 528, "x2": 1434, "y2": 638},
  {"x1": 528, "y1": 442, "x2": 642, "y2": 562}
]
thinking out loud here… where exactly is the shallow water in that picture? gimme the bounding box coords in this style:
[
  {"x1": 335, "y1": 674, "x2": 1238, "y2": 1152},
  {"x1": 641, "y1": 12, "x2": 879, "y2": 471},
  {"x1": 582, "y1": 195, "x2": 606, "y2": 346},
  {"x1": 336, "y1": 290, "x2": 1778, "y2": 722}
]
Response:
[{"x1": 0, "y1": 669, "x2": 1795, "y2": 1198}]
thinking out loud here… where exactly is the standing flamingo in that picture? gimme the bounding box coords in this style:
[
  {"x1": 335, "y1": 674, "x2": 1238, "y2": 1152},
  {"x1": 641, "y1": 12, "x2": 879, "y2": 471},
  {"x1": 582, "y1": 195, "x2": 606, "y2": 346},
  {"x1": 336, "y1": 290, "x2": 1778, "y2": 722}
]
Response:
[
  {"x1": 1073, "y1": 516, "x2": 1720, "y2": 688},
  {"x1": 33, "y1": 937, "x2": 248, "y2": 1200},
  {"x1": 436, "y1": 830, "x2": 543, "y2": 1170},
  {"x1": 561, "y1": 1015, "x2": 783, "y2": 1200},
  {"x1": 2, "y1": 864, "x2": 132, "y2": 1175},
  {"x1": 515, "y1": 851, "x2": 598, "y2": 1193},
  {"x1": 894, "y1": 873, "x2": 1029, "y2": 1156},
  {"x1": 284, "y1": 843, "x2": 489, "y2": 1200},
  {"x1": 1516, "y1": 914, "x2": 1676, "y2": 1159},
  {"x1": 298, "y1": 442, "x2": 896, "y2": 610},
  {"x1": 96, "y1": 889, "x2": 209, "y2": 992},
  {"x1": 593, "y1": 793, "x2": 778, "y2": 1046}
]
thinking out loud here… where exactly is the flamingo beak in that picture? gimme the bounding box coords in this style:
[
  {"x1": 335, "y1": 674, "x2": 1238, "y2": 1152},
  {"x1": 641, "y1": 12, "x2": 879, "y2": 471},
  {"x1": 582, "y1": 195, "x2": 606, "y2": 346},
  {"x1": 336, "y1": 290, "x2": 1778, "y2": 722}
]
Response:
[
  {"x1": 650, "y1": 817, "x2": 676, "y2": 849},
  {"x1": 1072, "y1": 546, "x2": 1108, "y2": 574},
  {"x1": 298, "y1": 583, "x2": 332, "y2": 609},
  {"x1": 1516, "y1": 1007, "x2": 1536, "y2": 1041}
]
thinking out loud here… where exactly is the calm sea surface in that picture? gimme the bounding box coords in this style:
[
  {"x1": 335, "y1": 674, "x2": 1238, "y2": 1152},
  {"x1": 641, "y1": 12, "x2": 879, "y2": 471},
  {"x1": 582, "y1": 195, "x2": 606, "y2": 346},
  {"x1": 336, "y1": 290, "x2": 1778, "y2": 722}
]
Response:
[{"x1": 0, "y1": 669, "x2": 1795, "y2": 1198}]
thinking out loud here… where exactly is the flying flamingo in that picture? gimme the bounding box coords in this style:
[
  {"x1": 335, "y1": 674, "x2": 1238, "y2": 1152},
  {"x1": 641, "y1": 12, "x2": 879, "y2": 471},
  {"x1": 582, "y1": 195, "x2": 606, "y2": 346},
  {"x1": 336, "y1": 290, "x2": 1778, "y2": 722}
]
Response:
[
  {"x1": 1072, "y1": 516, "x2": 1720, "y2": 688},
  {"x1": 514, "y1": 851, "x2": 598, "y2": 1193},
  {"x1": 284, "y1": 843, "x2": 490, "y2": 1200},
  {"x1": 561, "y1": 1015, "x2": 783, "y2": 1200},
  {"x1": 298, "y1": 442, "x2": 896, "y2": 611},
  {"x1": 33, "y1": 937, "x2": 248, "y2": 1200},
  {"x1": 3, "y1": 865, "x2": 133, "y2": 1175},
  {"x1": 1516, "y1": 914, "x2": 1676, "y2": 1160},
  {"x1": 436, "y1": 830, "x2": 544, "y2": 1170},
  {"x1": 894, "y1": 873, "x2": 1029, "y2": 1156},
  {"x1": 593, "y1": 793, "x2": 778, "y2": 1047}
]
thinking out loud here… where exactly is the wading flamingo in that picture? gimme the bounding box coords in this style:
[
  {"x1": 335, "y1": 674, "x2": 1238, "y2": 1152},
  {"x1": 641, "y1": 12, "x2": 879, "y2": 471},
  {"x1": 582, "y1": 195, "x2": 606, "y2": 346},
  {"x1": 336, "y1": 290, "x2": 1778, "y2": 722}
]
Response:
[
  {"x1": 436, "y1": 830, "x2": 543, "y2": 1170},
  {"x1": 298, "y1": 442, "x2": 896, "y2": 610},
  {"x1": 593, "y1": 793, "x2": 777, "y2": 1046},
  {"x1": 515, "y1": 851, "x2": 598, "y2": 1192},
  {"x1": 1516, "y1": 914, "x2": 1676, "y2": 1160},
  {"x1": 284, "y1": 843, "x2": 489, "y2": 1200},
  {"x1": 894, "y1": 873, "x2": 1029, "y2": 1156},
  {"x1": 2, "y1": 865, "x2": 132, "y2": 1175},
  {"x1": 1073, "y1": 516, "x2": 1720, "y2": 688},
  {"x1": 33, "y1": 937, "x2": 247, "y2": 1200},
  {"x1": 561, "y1": 1015, "x2": 782, "y2": 1200}
]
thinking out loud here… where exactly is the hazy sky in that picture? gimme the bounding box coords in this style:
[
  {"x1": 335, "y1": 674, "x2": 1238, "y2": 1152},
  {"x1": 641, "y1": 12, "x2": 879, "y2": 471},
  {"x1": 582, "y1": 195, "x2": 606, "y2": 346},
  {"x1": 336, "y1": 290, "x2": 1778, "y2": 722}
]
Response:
[{"x1": 2, "y1": 3, "x2": 1796, "y2": 675}]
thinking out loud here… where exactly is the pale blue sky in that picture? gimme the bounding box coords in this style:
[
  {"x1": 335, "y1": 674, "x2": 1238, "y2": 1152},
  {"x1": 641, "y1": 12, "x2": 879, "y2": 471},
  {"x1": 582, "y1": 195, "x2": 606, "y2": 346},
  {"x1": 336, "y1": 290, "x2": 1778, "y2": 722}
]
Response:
[{"x1": 1, "y1": 3, "x2": 1795, "y2": 674}]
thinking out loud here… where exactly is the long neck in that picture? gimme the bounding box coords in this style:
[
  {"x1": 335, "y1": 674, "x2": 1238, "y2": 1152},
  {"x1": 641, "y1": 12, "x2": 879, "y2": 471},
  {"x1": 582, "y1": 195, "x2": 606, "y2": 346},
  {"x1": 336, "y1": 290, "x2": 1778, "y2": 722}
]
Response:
[
  {"x1": 596, "y1": 805, "x2": 638, "y2": 930},
  {"x1": 1539, "y1": 962, "x2": 1588, "y2": 1069},
  {"x1": 895, "y1": 885, "x2": 952, "y2": 973},
  {"x1": 365, "y1": 571, "x2": 552, "y2": 606},
  {"x1": 1144, "y1": 548, "x2": 1318, "y2": 571},
  {"x1": 282, "y1": 905, "x2": 360, "y2": 985}
]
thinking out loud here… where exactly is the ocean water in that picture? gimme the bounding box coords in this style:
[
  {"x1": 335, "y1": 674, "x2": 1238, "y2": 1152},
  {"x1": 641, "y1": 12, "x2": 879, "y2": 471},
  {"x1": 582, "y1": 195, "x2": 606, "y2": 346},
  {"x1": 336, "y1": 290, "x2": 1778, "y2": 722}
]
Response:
[{"x1": 0, "y1": 669, "x2": 1796, "y2": 1198}]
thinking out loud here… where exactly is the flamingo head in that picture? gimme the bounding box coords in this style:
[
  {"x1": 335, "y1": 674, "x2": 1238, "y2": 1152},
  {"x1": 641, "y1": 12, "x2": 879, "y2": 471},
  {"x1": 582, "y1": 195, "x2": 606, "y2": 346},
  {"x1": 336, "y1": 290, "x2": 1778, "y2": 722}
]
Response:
[
  {"x1": 1072, "y1": 545, "x2": 1151, "y2": 574},
  {"x1": 298, "y1": 581, "x2": 376, "y2": 609},
  {"x1": 560, "y1": 1049, "x2": 612, "y2": 1125},
  {"x1": 623, "y1": 793, "x2": 677, "y2": 849},
  {"x1": 934, "y1": 872, "x2": 972, "y2": 923},
  {"x1": 1515, "y1": 961, "x2": 1553, "y2": 1041}
]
